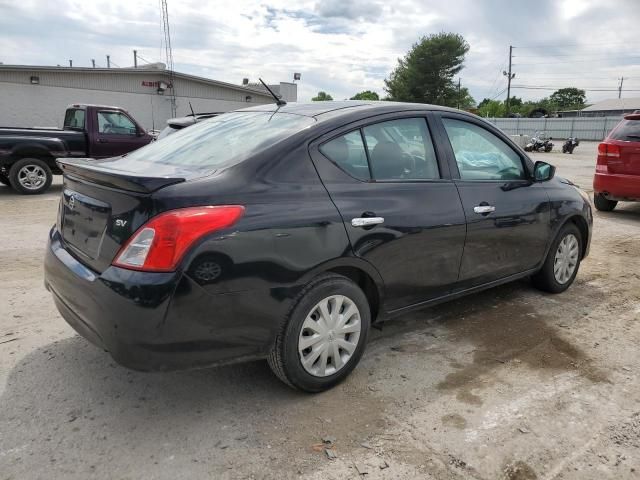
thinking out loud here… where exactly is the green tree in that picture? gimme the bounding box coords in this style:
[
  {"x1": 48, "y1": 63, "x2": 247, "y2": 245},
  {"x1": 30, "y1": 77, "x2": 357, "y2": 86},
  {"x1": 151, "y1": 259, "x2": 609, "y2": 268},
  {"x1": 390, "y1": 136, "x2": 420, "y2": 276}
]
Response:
[
  {"x1": 549, "y1": 88, "x2": 586, "y2": 110},
  {"x1": 312, "y1": 91, "x2": 333, "y2": 101},
  {"x1": 384, "y1": 32, "x2": 470, "y2": 106},
  {"x1": 456, "y1": 86, "x2": 476, "y2": 110},
  {"x1": 477, "y1": 99, "x2": 505, "y2": 117},
  {"x1": 350, "y1": 90, "x2": 380, "y2": 100}
]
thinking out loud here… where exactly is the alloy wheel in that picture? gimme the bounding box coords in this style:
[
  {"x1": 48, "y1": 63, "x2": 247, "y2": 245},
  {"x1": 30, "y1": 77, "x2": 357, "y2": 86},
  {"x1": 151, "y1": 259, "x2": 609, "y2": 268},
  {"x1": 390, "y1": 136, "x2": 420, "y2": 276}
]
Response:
[{"x1": 18, "y1": 164, "x2": 47, "y2": 190}]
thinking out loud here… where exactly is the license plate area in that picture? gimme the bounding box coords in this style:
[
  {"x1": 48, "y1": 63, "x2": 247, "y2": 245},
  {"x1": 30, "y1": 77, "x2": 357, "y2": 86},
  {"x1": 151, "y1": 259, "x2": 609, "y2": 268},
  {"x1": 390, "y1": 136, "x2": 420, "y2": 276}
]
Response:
[{"x1": 61, "y1": 189, "x2": 111, "y2": 259}]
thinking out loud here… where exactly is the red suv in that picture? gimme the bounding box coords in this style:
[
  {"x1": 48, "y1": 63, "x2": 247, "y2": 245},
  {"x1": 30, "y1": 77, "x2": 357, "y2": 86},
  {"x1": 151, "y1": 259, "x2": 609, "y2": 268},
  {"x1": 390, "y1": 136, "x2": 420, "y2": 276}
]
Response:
[{"x1": 593, "y1": 112, "x2": 640, "y2": 211}]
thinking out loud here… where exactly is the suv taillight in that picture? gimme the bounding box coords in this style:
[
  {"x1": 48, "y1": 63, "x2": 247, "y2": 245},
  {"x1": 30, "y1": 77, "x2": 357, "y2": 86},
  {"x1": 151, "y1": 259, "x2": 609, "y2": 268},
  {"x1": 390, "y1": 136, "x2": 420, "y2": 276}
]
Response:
[
  {"x1": 596, "y1": 142, "x2": 620, "y2": 173},
  {"x1": 113, "y1": 206, "x2": 245, "y2": 272}
]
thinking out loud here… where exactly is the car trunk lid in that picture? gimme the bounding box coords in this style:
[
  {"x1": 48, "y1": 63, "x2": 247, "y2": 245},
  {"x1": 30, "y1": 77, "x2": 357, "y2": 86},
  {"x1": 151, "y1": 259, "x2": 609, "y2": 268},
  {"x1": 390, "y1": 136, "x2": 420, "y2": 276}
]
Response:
[{"x1": 57, "y1": 157, "x2": 206, "y2": 273}]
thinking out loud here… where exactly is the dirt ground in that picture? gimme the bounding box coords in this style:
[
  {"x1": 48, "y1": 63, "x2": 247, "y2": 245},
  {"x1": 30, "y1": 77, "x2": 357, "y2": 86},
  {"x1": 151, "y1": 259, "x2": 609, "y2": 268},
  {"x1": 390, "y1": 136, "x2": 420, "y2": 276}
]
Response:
[{"x1": 1, "y1": 141, "x2": 639, "y2": 480}]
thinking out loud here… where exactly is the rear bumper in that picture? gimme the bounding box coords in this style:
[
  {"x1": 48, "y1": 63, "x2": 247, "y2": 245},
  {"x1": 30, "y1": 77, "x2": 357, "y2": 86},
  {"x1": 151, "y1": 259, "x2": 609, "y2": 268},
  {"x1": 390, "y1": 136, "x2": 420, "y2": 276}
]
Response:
[
  {"x1": 45, "y1": 228, "x2": 279, "y2": 371},
  {"x1": 594, "y1": 172, "x2": 640, "y2": 201}
]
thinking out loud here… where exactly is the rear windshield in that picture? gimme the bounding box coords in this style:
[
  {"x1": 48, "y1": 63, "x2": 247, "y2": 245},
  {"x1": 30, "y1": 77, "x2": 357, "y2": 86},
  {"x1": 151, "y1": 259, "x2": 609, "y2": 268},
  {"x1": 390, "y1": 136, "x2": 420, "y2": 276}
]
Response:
[
  {"x1": 64, "y1": 109, "x2": 86, "y2": 130},
  {"x1": 610, "y1": 119, "x2": 640, "y2": 141},
  {"x1": 124, "y1": 112, "x2": 315, "y2": 171}
]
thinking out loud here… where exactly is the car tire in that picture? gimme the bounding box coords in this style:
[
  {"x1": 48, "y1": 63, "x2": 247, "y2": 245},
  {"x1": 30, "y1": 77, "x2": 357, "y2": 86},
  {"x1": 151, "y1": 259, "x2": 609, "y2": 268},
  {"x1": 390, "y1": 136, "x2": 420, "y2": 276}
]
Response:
[
  {"x1": 0, "y1": 173, "x2": 10, "y2": 186},
  {"x1": 9, "y1": 158, "x2": 53, "y2": 195},
  {"x1": 593, "y1": 193, "x2": 617, "y2": 212},
  {"x1": 267, "y1": 273, "x2": 371, "y2": 392},
  {"x1": 532, "y1": 223, "x2": 582, "y2": 294}
]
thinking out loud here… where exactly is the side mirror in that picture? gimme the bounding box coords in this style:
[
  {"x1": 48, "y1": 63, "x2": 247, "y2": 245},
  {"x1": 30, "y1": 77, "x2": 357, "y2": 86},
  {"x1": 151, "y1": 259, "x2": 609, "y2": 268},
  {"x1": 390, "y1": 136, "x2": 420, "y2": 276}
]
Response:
[
  {"x1": 534, "y1": 161, "x2": 555, "y2": 182},
  {"x1": 137, "y1": 128, "x2": 146, "y2": 137}
]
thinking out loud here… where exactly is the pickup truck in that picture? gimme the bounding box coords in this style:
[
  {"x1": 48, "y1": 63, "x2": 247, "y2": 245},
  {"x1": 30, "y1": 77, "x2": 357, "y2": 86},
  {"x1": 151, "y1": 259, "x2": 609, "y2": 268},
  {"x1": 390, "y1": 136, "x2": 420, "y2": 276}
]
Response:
[{"x1": 0, "y1": 104, "x2": 153, "y2": 194}]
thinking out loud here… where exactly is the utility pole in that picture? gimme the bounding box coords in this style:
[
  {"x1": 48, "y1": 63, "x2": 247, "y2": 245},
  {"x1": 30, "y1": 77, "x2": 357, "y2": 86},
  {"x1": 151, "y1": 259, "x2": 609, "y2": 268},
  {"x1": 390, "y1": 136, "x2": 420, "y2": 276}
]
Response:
[
  {"x1": 457, "y1": 78, "x2": 461, "y2": 110},
  {"x1": 133, "y1": 50, "x2": 138, "y2": 68},
  {"x1": 106, "y1": 55, "x2": 111, "y2": 68},
  {"x1": 69, "y1": 59, "x2": 72, "y2": 67},
  {"x1": 503, "y1": 45, "x2": 516, "y2": 116},
  {"x1": 91, "y1": 59, "x2": 95, "y2": 68},
  {"x1": 618, "y1": 77, "x2": 624, "y2": 99}
]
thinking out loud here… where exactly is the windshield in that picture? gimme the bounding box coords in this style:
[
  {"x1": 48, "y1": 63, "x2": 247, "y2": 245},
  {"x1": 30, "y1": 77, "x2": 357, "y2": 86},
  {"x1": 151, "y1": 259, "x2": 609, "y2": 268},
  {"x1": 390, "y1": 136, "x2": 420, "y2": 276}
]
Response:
[{"x1": 123, "y1": 112, "x2": 315, "y2": 172}]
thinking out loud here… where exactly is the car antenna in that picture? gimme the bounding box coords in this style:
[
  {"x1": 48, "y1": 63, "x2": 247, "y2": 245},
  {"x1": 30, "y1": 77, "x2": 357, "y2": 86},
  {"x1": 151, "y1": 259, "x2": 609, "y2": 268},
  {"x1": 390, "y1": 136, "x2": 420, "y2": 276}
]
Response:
[
  {"x1": 259, "y1": 78, "x2": 286, "y2": 106},
  {"x1": 189, "y1": 101, "x2": 197, "y2": 121}
]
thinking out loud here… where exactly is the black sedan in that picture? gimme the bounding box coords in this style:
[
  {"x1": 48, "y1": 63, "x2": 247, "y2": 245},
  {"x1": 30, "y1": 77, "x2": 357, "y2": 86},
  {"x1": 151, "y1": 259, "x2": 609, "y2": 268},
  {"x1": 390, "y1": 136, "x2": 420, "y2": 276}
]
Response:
[{"x1": 44, "y1": 101, "x2": 592, "y2": 392}]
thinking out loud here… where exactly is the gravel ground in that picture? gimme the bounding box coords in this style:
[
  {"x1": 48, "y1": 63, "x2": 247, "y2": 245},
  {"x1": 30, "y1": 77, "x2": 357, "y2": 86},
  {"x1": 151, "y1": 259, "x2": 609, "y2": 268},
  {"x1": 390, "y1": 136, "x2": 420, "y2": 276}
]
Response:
[{"x1": 1, "y1": 141, "x2": 639, "y2": 480}]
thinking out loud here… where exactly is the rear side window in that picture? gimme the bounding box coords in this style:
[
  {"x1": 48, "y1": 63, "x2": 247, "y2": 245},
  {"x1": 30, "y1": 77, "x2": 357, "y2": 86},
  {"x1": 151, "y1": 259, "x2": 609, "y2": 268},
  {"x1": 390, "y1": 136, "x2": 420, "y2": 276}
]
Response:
[
  {"x1": 610, "y1": 119, "x2": 640, "y2": 141},
  {"x1": 442, "y1": 118, "x2": 526, "y2": 181},
  {"x1": 363, "y1": 118, "x2": 439, "y2": 180},
  {"x1": 63, "y1": 109, "x2": 85, "y2": 130},
  {"x1": 320, "y1": 131, "x2": 370, "y2": 180}
]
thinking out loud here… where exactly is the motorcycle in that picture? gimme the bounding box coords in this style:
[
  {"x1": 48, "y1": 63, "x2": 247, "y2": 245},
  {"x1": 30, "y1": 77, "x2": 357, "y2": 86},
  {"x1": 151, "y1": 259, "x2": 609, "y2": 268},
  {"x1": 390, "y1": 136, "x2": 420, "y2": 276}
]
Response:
[
  {"x1": 562, "y1": 137, "x2": 580, "y2": 154},
  {"x1": 525, "y1": 131, "x2": 554, "y2": 153}
]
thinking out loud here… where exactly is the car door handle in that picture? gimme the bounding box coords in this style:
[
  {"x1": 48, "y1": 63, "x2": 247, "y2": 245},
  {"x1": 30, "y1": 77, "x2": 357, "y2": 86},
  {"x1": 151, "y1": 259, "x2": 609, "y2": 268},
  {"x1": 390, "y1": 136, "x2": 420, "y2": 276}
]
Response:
[
  {"x1": 473, "y1": 205, "x2": 496, "y2": 214},
  {"x1": 351, "y1": 217, "x2": 385, "y2": 227},
  {"x1": 97, "y1": 138, "x2": 109, "y2": 143}
]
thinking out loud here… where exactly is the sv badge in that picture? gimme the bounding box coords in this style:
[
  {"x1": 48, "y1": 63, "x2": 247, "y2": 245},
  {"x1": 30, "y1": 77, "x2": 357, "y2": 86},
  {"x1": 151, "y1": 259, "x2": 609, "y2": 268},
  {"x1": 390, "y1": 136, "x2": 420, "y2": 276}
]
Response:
[{"x1": 115, "y1": 219, "x2": 128, "y2": 228}]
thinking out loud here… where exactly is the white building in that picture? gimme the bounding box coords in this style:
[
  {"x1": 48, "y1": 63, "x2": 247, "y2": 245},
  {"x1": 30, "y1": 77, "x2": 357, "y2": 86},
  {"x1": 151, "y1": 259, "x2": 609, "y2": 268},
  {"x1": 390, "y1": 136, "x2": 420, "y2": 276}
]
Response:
[{"x1": 0, "y1": 64, "x2": 297, "y2": 130}]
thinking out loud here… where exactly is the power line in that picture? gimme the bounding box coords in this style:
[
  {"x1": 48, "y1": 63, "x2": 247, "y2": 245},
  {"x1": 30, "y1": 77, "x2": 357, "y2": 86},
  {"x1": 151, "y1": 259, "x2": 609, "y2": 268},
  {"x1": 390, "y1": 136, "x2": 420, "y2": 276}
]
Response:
[{"x1": 512, "y1": 85, "x2": 640, "y2": 92}]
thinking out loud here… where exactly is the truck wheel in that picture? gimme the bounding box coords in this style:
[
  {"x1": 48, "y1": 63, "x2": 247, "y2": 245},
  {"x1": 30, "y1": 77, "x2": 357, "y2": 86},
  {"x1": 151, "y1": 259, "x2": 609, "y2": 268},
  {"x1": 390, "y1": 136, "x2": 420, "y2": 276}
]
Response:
[
  {"x1": 9, "y1": 158, "x2": 53, "y2": 195},
  {"x1": 593, "y1": 193, "x2": 617, "y2": 212},
  {"x1": 0, "y1": 173, "x2": 10, "y2": 186}
]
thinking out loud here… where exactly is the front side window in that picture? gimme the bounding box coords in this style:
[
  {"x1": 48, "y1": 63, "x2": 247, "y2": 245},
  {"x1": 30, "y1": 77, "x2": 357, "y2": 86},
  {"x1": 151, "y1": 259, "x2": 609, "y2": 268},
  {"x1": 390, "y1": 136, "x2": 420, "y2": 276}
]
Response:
[
  {"x1": 320, "y1": 130, "x2": 370, "y2": 180},
  {"x1": 64, "y1": 109, "x2": 85, "y2": 130},
  {"x1": 442, "y1": 118, "x2": 526, "y2": 181},
  {"x1": 97, "y1": 111, "x2": 137, "y2": 135},
  {"x1": 363, "y1": 118, "x2": 439, "y2": 180}
]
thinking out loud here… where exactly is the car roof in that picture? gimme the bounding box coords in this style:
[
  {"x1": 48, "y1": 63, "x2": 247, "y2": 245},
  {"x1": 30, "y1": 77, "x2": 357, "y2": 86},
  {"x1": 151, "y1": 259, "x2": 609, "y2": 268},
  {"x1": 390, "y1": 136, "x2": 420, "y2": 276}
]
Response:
[{"x1": 237, "y1": 101, "x2": 460, "y2": 119}]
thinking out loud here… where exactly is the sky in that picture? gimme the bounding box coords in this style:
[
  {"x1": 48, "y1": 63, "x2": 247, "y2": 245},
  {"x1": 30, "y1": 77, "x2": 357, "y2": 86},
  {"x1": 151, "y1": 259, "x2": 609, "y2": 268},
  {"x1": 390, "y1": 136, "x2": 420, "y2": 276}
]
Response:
[{"x1": 1, "y1": 0, "x2": 640, "y2": 104}]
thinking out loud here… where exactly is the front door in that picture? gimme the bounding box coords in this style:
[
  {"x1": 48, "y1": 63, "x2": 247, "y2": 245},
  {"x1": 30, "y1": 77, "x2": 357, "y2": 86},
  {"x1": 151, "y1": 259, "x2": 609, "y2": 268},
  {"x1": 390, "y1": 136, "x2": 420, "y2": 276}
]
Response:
[
  {"x1": 434, "y1": 113, "x2": 551, "y2": 289},
  {"x1": 91, "y1": 110, "x2": 149, "y2": 158},
  {"x1": 310, "y1": 114, "x2": 466, "y2": 312}
]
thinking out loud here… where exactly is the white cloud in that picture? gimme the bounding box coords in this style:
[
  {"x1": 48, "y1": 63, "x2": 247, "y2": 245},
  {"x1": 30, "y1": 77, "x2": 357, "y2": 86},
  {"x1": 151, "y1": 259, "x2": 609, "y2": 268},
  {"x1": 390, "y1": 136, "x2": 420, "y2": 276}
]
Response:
[{"x1": 0, "y1": 0, "x2": 639, "y2": 104}]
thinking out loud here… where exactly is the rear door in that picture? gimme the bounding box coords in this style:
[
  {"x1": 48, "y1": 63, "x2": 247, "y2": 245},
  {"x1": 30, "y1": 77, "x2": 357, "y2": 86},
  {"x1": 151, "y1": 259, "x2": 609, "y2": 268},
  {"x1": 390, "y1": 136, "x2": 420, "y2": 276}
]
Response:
[
  {"x1": 90, "y1": 109, "x2": 149, "y2": 158},
  {"x1": 433, "y1": 112, "x2": 550, "y2": 288},
  {"x1": 607, "y1": 117, "x2": 640, "y2": 175},
  {"x1": 309, "y1": 112, "x2": 466, "y2": 312}
]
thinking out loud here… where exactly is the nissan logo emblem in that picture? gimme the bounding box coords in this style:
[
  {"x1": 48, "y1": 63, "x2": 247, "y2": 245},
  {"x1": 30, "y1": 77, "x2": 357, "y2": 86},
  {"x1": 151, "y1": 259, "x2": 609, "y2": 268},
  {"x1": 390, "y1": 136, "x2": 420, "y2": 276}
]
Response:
[{"x1": 69, "y1": 195, "x2": 76, "y2": 210}]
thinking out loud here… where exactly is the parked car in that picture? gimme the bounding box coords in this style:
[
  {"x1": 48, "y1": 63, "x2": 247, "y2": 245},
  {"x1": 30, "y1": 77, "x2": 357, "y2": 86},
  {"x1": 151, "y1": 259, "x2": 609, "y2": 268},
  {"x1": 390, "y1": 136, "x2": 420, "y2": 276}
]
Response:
[
  {"x1": 44, "y1": 101, "x2": 592, "y2": 392},
  {"x1": 593, "y1": 111, "x2": 640, "y2": 211},
  {"x1": 0, "y1": 104, "x2": 152, "y2": 194},
  {"x1": 155, "y1": 112, "x2": 222, "y2": 140}
]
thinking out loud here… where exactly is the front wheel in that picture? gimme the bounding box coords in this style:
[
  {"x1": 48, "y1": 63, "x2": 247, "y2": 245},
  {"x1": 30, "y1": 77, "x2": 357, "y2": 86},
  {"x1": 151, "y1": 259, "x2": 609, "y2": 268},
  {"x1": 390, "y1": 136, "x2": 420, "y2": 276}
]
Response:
[
  {"x1": 532, "y1": 223, "x2": 582, "y2": 293},
  {"x1": 268, "y1": 274, "x2": 371, "y2": 392},
  {"x1": 9, "y1": 158, "x2": 53, "y2": 194},
  {"x1": 593, "y1": 193, "x2": 617, "y2": 212}
]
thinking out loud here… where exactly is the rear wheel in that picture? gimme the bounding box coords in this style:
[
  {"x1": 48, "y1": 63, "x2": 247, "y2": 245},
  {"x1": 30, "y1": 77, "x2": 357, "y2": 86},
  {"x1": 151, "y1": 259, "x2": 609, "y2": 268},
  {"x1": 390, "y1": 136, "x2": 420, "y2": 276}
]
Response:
[
  {"x1": 532, "y1": 223, "x2": 582, "y2": 293},
  {"x1": 593, "y1": 193, "x2": 617, "y2": 212},
  {"x1": 9, "y1": 158, "x2": 53, "y2": 195},
  {"x1": 268, "y1": 273, "x2": 370, "y2": 392}
]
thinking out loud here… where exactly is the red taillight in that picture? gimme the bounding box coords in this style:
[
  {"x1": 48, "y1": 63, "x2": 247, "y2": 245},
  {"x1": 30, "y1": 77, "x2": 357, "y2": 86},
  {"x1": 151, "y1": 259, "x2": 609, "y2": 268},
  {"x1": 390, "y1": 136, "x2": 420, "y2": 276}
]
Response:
[
  {"x1": 113, "y1": 206, "x2": 245, "y2": 272},
  {"x1": 596, "y1": 143, "x2": 620, "y2": 173}
]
